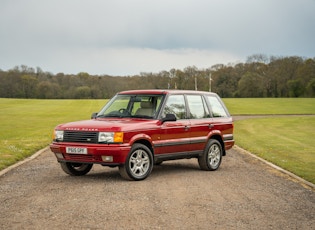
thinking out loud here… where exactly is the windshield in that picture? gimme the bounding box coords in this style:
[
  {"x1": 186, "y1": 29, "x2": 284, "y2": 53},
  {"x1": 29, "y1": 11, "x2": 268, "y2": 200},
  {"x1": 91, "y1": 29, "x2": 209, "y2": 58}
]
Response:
[{"x1": 97, "y1": 94, "x2": 164, "y2": 119}]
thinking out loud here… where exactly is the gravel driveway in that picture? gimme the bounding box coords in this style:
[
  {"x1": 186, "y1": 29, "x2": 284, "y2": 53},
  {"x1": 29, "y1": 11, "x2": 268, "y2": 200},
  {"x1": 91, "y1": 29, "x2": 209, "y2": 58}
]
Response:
[{"x1": 0, "y1": 146, "x2": 314, "y2": 229}]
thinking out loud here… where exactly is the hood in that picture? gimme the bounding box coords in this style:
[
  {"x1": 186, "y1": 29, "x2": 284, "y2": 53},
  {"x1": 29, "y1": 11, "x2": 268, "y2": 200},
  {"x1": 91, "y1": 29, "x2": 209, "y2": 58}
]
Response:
[{"x1": 56, "y1": 118, "x2": 159, "y2": 132}]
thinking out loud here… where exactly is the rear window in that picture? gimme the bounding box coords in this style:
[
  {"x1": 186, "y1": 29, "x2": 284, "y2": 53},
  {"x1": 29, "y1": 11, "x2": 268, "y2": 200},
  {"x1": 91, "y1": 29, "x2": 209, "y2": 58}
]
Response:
[{"x1": 207, "y1": 95, "x2": 228, "y2": 117}]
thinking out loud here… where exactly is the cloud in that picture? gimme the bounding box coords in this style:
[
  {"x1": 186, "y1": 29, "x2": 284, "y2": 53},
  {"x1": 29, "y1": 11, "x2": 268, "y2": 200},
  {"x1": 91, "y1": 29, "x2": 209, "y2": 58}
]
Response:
[
  {"x1": 0, "y1": 0, "x2": 314, "y2": 75},
  {"x1": 20, "y1": 47, "x2": 240, "y2": 76}
]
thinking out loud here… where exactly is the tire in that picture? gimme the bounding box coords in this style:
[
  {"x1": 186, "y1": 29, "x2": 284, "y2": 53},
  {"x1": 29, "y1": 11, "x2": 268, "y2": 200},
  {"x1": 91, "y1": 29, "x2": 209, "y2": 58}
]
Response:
[
  {"x1": 119, "y1": 143, "x2": 153, "y2": 181},
  {"x1": 198, "y1": 139, "x2": 223, "y2": 171},
  {"x1": 60, "y1": 162, "x2": 93, "y2": 176}
]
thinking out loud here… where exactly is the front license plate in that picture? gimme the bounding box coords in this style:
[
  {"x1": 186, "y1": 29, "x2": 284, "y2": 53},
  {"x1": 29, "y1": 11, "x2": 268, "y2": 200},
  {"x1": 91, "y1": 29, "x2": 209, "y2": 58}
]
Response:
[{"x1": 66, "y1": 147, "x2": 87, "y2": 154}]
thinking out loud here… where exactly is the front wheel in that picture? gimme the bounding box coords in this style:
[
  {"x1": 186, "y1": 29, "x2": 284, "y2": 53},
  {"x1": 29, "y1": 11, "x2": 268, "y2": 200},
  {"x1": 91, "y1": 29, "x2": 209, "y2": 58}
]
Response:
[
  {"x1": 198, "y1": 139, "x2": 223, "y2": 171},
  {"x1": 119, "y1": 143, "x2": 153, "y2": 181},
  {"x1": 60, "y1": 162, "x2": 93, "y2": 176}
]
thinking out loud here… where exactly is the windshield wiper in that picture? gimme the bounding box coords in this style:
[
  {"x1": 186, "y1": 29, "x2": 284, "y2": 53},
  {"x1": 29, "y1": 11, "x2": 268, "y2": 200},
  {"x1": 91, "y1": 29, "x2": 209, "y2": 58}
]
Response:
[
  {"x1": 133, "y1": 115, "x2": 153, "y2": 119},
  {"x1": 96, "y1": 114, "x2": 118, "y2": 118},
  {"x1": 97, "y1": 114, "x2": 133, "y2": 118}
]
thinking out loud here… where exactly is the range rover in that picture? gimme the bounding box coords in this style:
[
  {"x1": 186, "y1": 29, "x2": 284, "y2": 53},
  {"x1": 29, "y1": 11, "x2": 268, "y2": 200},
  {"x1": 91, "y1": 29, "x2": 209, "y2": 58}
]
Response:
[{"x1": 50, "y1": 90, "x2": 234, "y2": 180}]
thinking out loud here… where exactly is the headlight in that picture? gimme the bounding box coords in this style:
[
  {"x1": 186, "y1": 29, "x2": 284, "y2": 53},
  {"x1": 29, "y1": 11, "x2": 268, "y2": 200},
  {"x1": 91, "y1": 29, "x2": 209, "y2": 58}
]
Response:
[
  {"x1": 53, "y1": 130, "x2": 64, "y2": 141},
  {"x1": 98, "y1": 132, "x2": 123, "y2": 143}
]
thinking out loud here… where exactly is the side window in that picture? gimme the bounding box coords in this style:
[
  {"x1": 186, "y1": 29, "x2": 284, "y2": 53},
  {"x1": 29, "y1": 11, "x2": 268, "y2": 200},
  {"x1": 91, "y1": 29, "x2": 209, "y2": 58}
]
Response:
[
  {"x1": 162, "y1": 95, "x2": 186, "y2": 119},
  {"x1": 131, "y1": 95, "x2": 163, "y2": 117},
  {"x1": 186, "y1": 95, "x2": 210, "y2": 119},
  {"x1": 207, "y1": 96, "x2": 228, "y2": 117}
]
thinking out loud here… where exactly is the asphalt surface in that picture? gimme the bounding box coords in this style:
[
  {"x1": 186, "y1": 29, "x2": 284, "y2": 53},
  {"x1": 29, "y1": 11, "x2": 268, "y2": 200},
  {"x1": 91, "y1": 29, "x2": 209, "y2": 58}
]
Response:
[{"x1": 0, "y1": 146, "x2": 314, "y2": 229}]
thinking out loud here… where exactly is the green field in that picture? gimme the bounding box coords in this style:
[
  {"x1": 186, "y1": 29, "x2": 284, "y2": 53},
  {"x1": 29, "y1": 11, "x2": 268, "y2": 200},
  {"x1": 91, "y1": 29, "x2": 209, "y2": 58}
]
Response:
[
  {"x1": 223, "y1": 98, "x2": 315, "y2": 115},
  {"x1": 223, "y1": 98, "x2": 315, "y2": 184},
  {"x1": 0, "y1": 99, "x2": 107, "y2": 170},
  {"x1": 0, "y1": 98, "x2": 314, "y2": 184},
  {"x1": 234, "y1": 117, "x2": 315, "y2": 184}
]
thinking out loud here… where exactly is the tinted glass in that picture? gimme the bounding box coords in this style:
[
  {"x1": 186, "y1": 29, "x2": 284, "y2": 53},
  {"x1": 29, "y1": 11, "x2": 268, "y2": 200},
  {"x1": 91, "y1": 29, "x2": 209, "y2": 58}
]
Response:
[
  {"x1": 98, "y1": 94, "x2": 163, "y2": 118},
  {"x1": 207, "y1": 95, "x2": 228, "y2": 117},
  {"x1": 162, "y1": 95, "x2": 186, "y2": 119},
  {"x1": 186, "y1": 95, "x2": 210, "y2": 119}
]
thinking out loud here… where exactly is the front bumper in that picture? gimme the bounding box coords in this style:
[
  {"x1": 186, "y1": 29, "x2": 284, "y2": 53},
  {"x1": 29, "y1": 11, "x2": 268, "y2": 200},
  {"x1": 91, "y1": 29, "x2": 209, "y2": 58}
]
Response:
[{"x1": 50, "y1": 142, "x2": 131, "y2": 165}]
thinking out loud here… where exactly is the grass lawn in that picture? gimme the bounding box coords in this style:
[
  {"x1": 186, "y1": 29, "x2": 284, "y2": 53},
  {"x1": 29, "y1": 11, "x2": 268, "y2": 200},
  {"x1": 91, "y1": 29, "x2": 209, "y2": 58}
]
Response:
[
  {"x1": 0, "y1": 98, "x2": 314, "y2": 184},
  {"x1": 223, "y1": 98, "x2": 315, "y2": 115},
  {"x1": 234, "y1": 117, "x2": 315, "y2": 184},
  {"x1": 0, "y1": 99, "x2": 107, "y2": 170},
  {"x1": 223, "y1": 98, "x2": 315, "y2": 184}
]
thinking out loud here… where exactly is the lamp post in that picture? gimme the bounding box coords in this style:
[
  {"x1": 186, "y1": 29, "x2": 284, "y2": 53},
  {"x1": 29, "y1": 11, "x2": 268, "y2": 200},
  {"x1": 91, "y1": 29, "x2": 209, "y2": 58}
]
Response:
[
  {"x1": 195, "y1": 76, "x2": 198, "y2": 91},
  {"x1": 209, "y1": 73, "x2": 212, "y2": 92}
]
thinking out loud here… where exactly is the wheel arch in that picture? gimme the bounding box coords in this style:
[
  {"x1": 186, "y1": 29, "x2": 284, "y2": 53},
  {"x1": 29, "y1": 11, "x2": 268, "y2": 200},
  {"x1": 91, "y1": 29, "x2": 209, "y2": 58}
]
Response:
[
  {"x1": 133, "y1": 139, "x2": 154, "y2": 155},
  {"x1": 129, "y1": 133, "x2": 154, "y2": 154},
  {"x1": 208, "y1": 134, "x2": 226, "y2": 156}
]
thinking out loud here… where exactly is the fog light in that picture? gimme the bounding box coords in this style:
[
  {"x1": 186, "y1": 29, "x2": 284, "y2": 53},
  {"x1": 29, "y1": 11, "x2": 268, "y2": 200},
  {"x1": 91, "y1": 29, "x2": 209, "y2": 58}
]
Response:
[
  {"x1": 55, "y1": 153, "x2": 64, "y2": 159},
  {"x1": 101, "y1": 156, "x2": 113, "y2": 162}
]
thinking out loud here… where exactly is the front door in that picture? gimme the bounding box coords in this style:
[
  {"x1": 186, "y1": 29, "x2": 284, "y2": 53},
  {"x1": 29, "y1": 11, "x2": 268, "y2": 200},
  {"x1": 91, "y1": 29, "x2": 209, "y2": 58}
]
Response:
[{"x1": 156, "y1": 94, "x2": 191, "y2": 156}]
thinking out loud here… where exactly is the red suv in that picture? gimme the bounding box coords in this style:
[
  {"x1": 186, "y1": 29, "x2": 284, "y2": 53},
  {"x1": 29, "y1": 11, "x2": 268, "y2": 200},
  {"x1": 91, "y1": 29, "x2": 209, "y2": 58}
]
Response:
[{"x1": 50, "y1": 90, "x2": 234, "y2": 180}]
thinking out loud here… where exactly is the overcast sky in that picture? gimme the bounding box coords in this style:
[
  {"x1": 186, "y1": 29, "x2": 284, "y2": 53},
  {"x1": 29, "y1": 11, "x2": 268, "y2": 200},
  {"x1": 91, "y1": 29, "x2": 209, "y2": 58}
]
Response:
[{"x1": 1, "y1": 0, "x2": 314, "y2": 76}]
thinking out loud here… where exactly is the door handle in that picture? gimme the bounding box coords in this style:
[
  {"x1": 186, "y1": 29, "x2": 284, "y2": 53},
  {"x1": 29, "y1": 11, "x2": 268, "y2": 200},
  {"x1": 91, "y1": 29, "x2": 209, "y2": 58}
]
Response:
[
  {"x1": 209, "y1": 124, "x2": 214, "y2": 129},
  {"x1": 185, "y1": 126, "x2": 190, "y2": 131}
]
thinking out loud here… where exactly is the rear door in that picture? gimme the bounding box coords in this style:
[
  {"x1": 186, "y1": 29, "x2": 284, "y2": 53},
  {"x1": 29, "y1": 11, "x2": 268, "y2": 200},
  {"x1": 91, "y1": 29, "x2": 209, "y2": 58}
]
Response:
[{"x1": 185, "y1": 94, "x2": 212, "y2": 153}]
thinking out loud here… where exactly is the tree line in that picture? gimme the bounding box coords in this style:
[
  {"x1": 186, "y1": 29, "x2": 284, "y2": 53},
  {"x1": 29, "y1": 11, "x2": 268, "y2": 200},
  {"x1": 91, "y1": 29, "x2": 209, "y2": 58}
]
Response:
[{"x1": 1, "y1": 54, "x2": 314, "y2": 99}]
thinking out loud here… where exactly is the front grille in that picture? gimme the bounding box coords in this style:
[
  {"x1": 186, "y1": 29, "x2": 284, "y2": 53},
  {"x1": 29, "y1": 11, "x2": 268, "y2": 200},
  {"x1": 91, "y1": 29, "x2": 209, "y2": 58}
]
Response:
[{"x1": 63, "y1": 131, "x2": 98, "y2": 143}]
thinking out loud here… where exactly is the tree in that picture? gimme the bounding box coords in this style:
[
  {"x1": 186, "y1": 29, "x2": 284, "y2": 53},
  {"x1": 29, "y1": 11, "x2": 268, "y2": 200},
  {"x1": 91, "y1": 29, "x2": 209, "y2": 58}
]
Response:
[
  {"x1": 268, "y1": 56, "x2": 304, "y2": 97},
  {"x1": 37, "y1": 81, "x2": 61, "y2": 99},
  {"x1": 246, "y1": 54, "x2": 269, "y2": 64},
  {"x1": 237, "y1": 73, "x2": 264, "y2": 97},
  {"x1": 1, "y1": 56, "x2": 314, "y2": 99},
  {"x1": 20, "y1": 75, "x2": 38, "y2": 98},
  {"x1": 75, "y1": 86, "x2": 91, "y2": 99},
  {"x1": 306, "y1": 78, "x2": 315, "y2": 97},
  {"x1": 287, "y1": 79, "x2": 304, "y2": 97}
]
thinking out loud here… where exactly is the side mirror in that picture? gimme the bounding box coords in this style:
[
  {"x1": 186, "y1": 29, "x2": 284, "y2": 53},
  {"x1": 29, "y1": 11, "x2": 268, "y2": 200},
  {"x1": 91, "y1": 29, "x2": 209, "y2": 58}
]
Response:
[
  {"x1": 161, "y1": 113, "x2": 177, "y2": 123},
  {"x1": 91, "y1": 112, "x2": 98, "y2": 119}
]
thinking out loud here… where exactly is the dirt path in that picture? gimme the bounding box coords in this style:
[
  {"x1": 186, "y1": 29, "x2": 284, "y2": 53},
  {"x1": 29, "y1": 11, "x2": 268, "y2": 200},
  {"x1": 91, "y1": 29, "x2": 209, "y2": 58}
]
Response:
[{"x1": 0, "y1": 147, "x2": 314, "y2": 229}]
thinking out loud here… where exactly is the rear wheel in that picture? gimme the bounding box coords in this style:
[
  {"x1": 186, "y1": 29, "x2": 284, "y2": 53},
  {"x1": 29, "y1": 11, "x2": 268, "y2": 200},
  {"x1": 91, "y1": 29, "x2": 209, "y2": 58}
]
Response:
[
  {"x1": 60, "y1": 162, "x2": 93, "y2": 176},
  {"x1": 119, "y1": 143, "x2": 153, "y2": 181},
  {"x1": 198, "y1": 139, "x2": 222, "y2": 171}
]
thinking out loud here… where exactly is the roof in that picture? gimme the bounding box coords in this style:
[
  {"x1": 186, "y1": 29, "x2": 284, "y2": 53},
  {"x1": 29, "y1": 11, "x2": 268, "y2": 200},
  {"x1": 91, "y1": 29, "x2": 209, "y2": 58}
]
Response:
[{"x1": 118, "y1": 89, "x2": 217, "y2": 96}]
